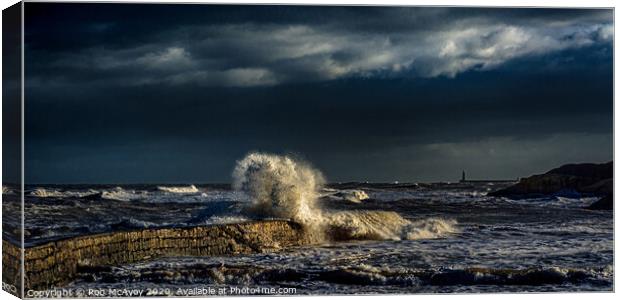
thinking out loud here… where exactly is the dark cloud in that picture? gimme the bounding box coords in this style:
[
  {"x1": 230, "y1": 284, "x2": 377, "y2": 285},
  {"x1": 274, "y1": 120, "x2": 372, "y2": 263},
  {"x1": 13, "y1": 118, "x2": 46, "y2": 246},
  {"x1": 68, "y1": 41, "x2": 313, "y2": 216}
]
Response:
[
  {"x1": 21, "y1": 4, "x2": 613, "y2": 183},
  {"x1": 25, "y1": 5, "x2": 612, "y2": 86}
]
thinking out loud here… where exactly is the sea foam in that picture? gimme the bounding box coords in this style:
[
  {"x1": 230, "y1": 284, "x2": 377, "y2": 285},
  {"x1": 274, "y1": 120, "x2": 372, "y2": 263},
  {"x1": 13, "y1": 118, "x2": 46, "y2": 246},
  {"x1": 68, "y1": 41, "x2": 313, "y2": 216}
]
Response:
[
  {"x1": 101, "y1": 187, "x2": 146, "y2": 201},
  {"x1": 157, "y1": 185, "x2": 200, "y2": 194}
]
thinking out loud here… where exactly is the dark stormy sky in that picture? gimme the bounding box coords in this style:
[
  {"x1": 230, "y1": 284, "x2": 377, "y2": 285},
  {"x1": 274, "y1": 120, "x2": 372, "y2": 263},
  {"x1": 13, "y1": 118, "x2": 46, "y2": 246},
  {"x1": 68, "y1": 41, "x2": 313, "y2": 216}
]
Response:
[{"x1": 22, "y1": 4, "x2": 613, "y2": 184}]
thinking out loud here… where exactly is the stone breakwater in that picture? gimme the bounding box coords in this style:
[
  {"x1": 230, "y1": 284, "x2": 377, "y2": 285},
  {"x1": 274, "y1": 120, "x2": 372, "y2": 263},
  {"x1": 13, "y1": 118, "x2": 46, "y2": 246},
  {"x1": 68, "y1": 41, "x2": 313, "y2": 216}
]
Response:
[{"x1": 2, "y1": 220, "x2": 308, "y2": 294}]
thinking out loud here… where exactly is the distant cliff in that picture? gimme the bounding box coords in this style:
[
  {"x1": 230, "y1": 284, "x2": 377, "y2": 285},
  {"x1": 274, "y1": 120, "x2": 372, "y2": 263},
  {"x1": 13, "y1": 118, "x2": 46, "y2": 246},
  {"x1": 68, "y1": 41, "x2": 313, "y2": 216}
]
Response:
[
  {"x1": 3, "y1": 220, "x2": 309, "y2": 293},
  {"x1": 488, "y1": 162, "x2": 612, "y2": 210}
]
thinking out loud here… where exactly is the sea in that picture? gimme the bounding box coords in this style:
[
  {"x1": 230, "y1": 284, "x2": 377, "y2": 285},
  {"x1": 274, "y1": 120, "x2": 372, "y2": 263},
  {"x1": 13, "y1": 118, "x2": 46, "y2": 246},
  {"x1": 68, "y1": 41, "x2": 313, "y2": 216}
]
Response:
[{"x1": 2, "y1": 180, "x2": 613, "y2": 295}]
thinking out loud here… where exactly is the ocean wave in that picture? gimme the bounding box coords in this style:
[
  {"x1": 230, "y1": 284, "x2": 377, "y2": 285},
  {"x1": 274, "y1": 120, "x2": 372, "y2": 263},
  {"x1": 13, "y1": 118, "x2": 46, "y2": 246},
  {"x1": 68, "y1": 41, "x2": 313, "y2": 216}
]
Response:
[
  {"x1": 502, "y1": 196, "x2": 600, "y2": 208},
  {"x1": 233, "y1": 152, "x2": 457, "y2": 242},
  {"x1": 205, "y1": 215, "x2": 249, "y2": 225},
  {"x1": 315, "y1": 264, "x2": 612, "y2": 287},
  {"x1": 331, "y1": 190, "x2": 370, "y2": 203},
  {"x1": 157, "y1": 185, "x2": 200, "y2": 194},
  {"x1": 2, "y1": 186, "x2": 15, "y2": 195},
  {"x1": 101, "y1": 187, "x2": 147, "y2": 201},
  {"x1": 233, "y1": 152, "x2": 325, "y2": 227},
  {"x1": 73, "y1": 258, "x2": 611, "y2": 289},
  {"x1": 101, "y1": 187, "x2": 222, "y2": 203},
  {"x1": 326, "y1": 211, "x2": 457, "y2": 241},
  {"x1": 27, "y1": 186, "x2": 211, "y2": 203},
  {"x1": 423, "y1": 266, "x2": 611, "y2": 286},
  {"x1": 110, "y1": 218, "x2": 162, "y2": 230},
  {"x1": 29, "y1": 188, "x2": 100, "y2": 199},
  {"x1": 30, "y1": 188, "x2": 70, "y2": 198}
]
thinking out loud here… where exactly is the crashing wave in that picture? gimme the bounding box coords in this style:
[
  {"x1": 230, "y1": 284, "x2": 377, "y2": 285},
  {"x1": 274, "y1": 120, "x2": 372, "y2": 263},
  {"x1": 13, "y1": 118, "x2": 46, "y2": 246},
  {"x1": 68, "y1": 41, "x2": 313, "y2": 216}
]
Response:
[
  {"x1": 3, "y1": 186, "x2": 15, "y2": 195},
  {"x1": 157, "y1": 185, "x2": 200, "y2": 194},
  {"x1": 30, "y1": 188, "x2": 66, "y2": 198},
  {"x1": 102, "y1": 187, "x2": 212, "y2": 203},
  {"x1": 233, "y1": 152, "x2": 457, "y2": 242},
  {"x1": 29, "y1": 188, "x2": 100, "y2": 198},
  {"x1": 333, "y1": 190, "x2": 370, "y2": 203},
  {"x1": 327, "y1": 212, "x2": 456, "y2": 241},
  {"x1": 28, "y1": 188, "x2": 100, "y2": 199},
  {"x1": 110, "y1": 218, "x2": 162, "y2": 230},
  {"x1": 205, "y1": 215, "x2": 249, "y2": 225},
  {"x1": 233, "y1": 152, "x2": 326, "y2": 228},
  {"x1": 101, "y1": 187, "x2": 146, "y2": 201}
]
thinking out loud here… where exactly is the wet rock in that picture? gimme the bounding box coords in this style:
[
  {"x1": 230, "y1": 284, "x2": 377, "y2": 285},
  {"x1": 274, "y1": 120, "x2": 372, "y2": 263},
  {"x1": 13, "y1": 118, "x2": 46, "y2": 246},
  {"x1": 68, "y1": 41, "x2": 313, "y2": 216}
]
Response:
[
  {"x1": 587, "y1": 194, "x2": 613, "y2": 210},
  {"x1": 488, "y1": 162, "x2": 613, "y2": 210}
]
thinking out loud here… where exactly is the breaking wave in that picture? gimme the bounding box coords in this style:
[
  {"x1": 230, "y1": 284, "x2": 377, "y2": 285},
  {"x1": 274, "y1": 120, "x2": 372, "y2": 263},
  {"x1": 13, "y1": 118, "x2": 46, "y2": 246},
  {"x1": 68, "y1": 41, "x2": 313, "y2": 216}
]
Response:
[
  {"x1": 205, "y1": 215, "x2": 249, "y2": 225},
  {"x1": 26, "y1": 186, "x2": 212, "y2": 203},
  {"x1": 30, "y1": 188, "x2": 65, "y2": 198},
  {"x1": 329, "y1": 190, "x2": 370, "y2": 203},
  {"x1": 157, "y1": 185, "x2": 200, "y2": 194},
  {"x1": 3, "y1": 186, "x2": 14, "y2": 195},
  {"x1": 233, "y1": 152, "x2": 457, "y2": 242},
  {"x1": 82, "y1": 258, "x2": 611, "y2": 289},
  {"x1": 29, "y1": 188, "x2": 99, "y2": 199},
  {"x1": 101, "y1": 187, "x2": 147, "y2": 201},
  {"x1": 315, "y1": 264, "x2": 612, "y2": 287},
  {"x1": 326, "y1": 211, "x2": 456, "y2": 240}
]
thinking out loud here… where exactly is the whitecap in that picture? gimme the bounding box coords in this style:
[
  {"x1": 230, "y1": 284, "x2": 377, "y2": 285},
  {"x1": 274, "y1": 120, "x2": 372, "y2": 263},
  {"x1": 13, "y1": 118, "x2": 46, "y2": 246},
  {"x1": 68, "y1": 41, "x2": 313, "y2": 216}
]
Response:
[{"x1": 157, "y1": 185, "x2": 200, "y2": 194}]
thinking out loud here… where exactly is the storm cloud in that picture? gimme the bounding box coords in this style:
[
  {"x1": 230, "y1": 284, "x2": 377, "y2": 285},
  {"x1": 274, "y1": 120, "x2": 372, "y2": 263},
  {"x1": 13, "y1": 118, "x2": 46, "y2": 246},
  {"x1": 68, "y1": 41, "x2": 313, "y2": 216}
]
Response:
[
  {"x1": 22, "y1": 4, "x2": 613, "y2": 183},
  {"x1": 26, "y1": 6, "x2": 612, "y2": 86}
]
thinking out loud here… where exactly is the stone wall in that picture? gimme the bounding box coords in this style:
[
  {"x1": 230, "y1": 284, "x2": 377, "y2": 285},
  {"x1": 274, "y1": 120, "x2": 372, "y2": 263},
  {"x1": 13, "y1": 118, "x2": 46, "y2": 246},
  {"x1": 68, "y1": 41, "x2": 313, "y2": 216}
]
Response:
[
  {"x1": 3, "y1": 220, "x2": 308, "y2": 293},
  {"x1": 3, "y1": 239, "x2": 22, "y2": 297}
]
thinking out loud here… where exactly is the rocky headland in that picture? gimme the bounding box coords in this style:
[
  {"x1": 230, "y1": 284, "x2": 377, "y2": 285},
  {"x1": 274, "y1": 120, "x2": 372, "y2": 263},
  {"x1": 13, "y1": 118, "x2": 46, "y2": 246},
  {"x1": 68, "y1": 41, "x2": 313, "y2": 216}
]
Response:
[{"x1": 489, "y1": 162, "x2": 613, "y2": 210}]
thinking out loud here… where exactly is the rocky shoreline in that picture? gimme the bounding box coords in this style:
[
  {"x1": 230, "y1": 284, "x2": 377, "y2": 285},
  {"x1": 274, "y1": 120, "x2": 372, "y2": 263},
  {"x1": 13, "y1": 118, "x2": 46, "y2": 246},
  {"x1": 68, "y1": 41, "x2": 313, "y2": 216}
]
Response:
[
  {"x1": 2, "y1": 220, "x2": 309, "y2": 295},
  {"x1": 489, "y1": 162, "x2": 613, "y2": 210}
]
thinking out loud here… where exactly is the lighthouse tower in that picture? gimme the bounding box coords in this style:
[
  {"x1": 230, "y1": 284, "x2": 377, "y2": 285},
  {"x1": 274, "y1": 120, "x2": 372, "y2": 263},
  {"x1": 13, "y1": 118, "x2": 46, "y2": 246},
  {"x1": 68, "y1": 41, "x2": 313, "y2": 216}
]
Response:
[{"x1": 461, "y1": 170, "x2": 466, "y2": 183}]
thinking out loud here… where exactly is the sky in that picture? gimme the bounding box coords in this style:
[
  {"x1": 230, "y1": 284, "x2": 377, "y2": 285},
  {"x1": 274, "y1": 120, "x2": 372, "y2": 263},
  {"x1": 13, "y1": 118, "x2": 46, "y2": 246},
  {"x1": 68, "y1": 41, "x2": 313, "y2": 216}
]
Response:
[{"x1": 20, "y1": 4, "x2": 613, "y2": 184}]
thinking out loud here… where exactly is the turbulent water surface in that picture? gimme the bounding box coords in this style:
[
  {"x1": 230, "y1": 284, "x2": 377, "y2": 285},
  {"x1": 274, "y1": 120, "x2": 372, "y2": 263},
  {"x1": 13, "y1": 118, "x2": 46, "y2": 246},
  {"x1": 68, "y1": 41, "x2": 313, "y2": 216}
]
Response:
[{"x1": 2, "y1": 180, "x2": 612, "y2": 294}]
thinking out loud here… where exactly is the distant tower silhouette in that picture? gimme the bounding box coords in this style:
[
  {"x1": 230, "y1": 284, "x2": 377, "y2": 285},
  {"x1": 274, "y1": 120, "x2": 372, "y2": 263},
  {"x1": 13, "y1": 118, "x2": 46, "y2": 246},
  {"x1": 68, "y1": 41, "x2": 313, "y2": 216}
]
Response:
[{"x1": 461, "y1": 170, "x2": 466, "y2": 182}]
